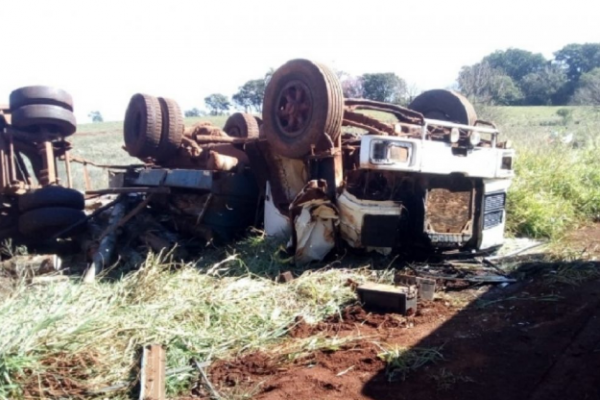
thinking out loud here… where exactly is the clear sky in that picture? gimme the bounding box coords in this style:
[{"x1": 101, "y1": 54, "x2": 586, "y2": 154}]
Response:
[{"x1": 0, "y1": 0, "x2": 597, "y2": 122}]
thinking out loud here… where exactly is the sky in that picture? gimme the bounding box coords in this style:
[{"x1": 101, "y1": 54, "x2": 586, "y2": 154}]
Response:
[{"x1": 0, "y1": 0, "x2": 598, "y2": 122}]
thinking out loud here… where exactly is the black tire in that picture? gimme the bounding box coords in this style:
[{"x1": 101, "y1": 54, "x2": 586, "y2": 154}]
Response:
[
  {"x1": 408, "y1": 90, "x2": 477, "y2": 126},
  {"x1": 9, "y1": 86, "x2": 74, "y2": 112},
  {"x1": 263, "y1": 59, "x2": 344, "y2": 158},
  {"x1": 18, "y1": 207, "x2": 86, "y2": 237},
  {"x1": 223, "y1": 113, "x2": 260, "y2": 138},
  {"x1": 11, "y1": 105, "x2": 77, "y2": 136},
  {"x1": 18, "y1": 186, "x2": 84, "y2": 212},
  {"x1": 157, "y1": 97, "x2": 184, "y2": 161},
  {"x1": 123, "y1": 94, "x2": 162, "y2": 159}
]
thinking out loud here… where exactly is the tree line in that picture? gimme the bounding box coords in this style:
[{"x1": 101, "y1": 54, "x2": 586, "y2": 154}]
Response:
[
  {"x1": 195, "y1": 70, "x2": 414, "y2": 116},
  {"x1": 458, "y1": 43, "x2": 600, "y2": 106},
  {"x1": 190, "y1": 42, "x2": 600, "y2": 116}
]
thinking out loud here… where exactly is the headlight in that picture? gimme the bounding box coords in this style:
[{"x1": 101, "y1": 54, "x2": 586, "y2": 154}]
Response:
[
  {"x1": 370, "y1": 140, "x2": 411, "y2": 165},
  {"x1": 469, "y1": 131, "x2": 481, "y2": 146},
  {"x1": 450, "y1": 128, "x2": 460, "y2": 143}
]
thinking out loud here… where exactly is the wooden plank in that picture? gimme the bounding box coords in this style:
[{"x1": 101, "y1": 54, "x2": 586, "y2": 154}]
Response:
[{"x1": 140, "y1": 344, "x2": 166, "y2": 400}]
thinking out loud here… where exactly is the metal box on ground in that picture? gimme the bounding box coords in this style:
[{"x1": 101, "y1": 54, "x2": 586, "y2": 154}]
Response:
[{"x1": 357, "y1": 282, "x2": 417, "y2": 315}]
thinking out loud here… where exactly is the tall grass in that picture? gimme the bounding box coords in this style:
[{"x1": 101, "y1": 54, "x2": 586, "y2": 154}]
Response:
[
  {"x1": 0, "y1": 245, "x2": 370, "y2": 399},
  {"x1": 501, "y1": 106, "x2": 600, "y2": 239}
]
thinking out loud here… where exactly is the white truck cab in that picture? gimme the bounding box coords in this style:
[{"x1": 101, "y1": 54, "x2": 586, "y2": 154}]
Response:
[{"x1": 339, "y1": 118, "x2": 514, "y2": 254}]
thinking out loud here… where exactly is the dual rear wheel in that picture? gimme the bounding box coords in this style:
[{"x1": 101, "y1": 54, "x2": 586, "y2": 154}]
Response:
[{"x1": 9, "y1": 86, "x2": 77, "y2": 136}]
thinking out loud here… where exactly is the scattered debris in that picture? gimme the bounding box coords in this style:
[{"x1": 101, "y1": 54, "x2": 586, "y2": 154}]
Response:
[
  {"x1": 194, "y1": 359, "x2": 220, "y2": 400},
  {"x1": 0, "y1": 253, "x2": 61, "y2": 277},
  {"x1": 277, "y1": 271, "x2": 294, "y2": 283},
  {"x1": 357, "y1": 282, "x2": 418, "y2": 315},
  {"x1": 84, "y1": 197, "x2": 126, "y2": 282},
  {"x1": 395, "y1": 274, "x2": 437, "y2": 301}
]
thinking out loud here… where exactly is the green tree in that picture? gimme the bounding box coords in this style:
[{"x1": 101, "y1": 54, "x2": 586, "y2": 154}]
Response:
[
  {"x1": 88, "y1": 111, "x2": 103, "y2": 123},
  {"x1": 361, "y1": 73, "x2": 407, "y2": 104},
  {"x1": 554, "y1": 43, "x2": 600, "y2": 102},
  {"x1": 232, "y1": 79, "x2": 266, "y2": 112},
  {"x1": 184, "y1": 108, "x2": 202, "y2": 117},
  {"x1": 204, "y1": 94, "x2": 231, "y2": 115},
  {"x1": 458, "y1": 61, "x2": 523, "y2": 105},
  {"x1": 555, "y1": 43, "x2": 600, "y2": 82},
  {"x1": 571, "y1": 68, "x2": 600, "y2": 105},
  {"x1": 519, "y1": 66, "x2": 568, "y2": 105},
  {"x1": 483, "y1": 48, "x2": 547, "y2": 82}
]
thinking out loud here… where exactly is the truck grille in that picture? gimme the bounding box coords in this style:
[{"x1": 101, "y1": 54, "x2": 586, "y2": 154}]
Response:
[
  {"x1": 483, "y1": 211, "x2": 503, "y2": 229},
  {"x1": 484, "y1": 193, "x2": 506, "y2": 212}
]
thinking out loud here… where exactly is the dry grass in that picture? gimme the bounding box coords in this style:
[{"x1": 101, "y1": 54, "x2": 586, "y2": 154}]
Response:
[{"x1": 0, "y1": 239, "x2": 377, "y2": 399}]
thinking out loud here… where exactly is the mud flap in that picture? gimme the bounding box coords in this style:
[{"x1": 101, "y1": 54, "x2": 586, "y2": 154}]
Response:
[{"x1": 290, "y1": 180, "x2": 339, "y2": 265}]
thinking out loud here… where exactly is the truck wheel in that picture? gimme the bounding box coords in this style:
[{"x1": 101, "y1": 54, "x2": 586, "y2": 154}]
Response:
[
  {"x1": 123, "y1": 94, "x2": 162, "y2": 159},
  {"x1": 157, "y1": 97, "x2": 184, "y2": 161},
  {"x1": 263, "y1": 59, "x2": 343, "y2": 158},
  {"x1": 223, "y1": 113, "x2": 259, "y2": 138},
  {"x1": 18, "y1": 186, "x2": 84, "y2": 212},
  {"x1": 18, "y1": 207, "x2": 86, "y2": 237},
  {"x1": 11, "y1": 105, "x2": 77, "y2": 136},
  {"x1": 408, "y1": 90, "x2": 477, "y2": 126},
  {"x1": 10, "y1": 86, "x2": 74, "y2": 112}
]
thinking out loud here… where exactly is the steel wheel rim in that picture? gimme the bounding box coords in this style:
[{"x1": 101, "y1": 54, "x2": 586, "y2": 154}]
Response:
[{"x1": 275, "y1": 80, "x2": 312, "y2": 138}]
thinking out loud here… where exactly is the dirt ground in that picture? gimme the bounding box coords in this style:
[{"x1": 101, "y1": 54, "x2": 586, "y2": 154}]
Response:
[
  {"x1": 186, "y1": 255, "x2": 600, "y2": 400},
  {"x1": 565, "y1": 222, "x2": 600, "y2": 258}
]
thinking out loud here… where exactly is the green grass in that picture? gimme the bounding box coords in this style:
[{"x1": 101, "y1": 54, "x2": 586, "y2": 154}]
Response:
[
  {"x1": 498, "y1": 106, "x2": 600, "y2": 239},
  {"x1": 377, "y1": 346, "x2": 444, "y2": 382},
  {"x1": 0, "y1": 238, "x2": 373, "y2": 399}
]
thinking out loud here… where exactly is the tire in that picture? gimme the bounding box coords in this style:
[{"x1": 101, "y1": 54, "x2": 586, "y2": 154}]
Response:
[
  {"x1": 9, "y1": 86, "x2": 74, "y2": 112},
  {"x1": 18, "y1": 186, "x2": 84, "y2": 212},
  {"x1": 123, "y1": 94, "x2": 162, "y2": 159},
  {"x1": 223, "y1": 113, "x2": 260, "y2": 138},
  {"x1": 263, "y1": 59, "x2": 344, "y2": 158},
  {"x1": 11, "y1": 105, "x2": 77, "y2": 136},
  {"x1": 18, "y1": 207, "x2": 86, "y2": 237},
  {"x1": 408, "y1": 90, "x2": 477, "y2": 126},
  {"x1": 157, "y1": 97, "x2": 184, "y2": 161}
]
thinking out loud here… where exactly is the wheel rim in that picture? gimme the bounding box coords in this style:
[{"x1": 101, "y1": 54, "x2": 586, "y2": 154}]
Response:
[
  {"x1": 228, "y1": 126, "x2": 242, "y2": 137},
  {"x1": 275, "y1": 80, "x2": 312, "y2": 138}
]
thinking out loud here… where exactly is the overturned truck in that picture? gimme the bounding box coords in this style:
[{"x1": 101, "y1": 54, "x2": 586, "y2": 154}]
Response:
[{"x1": 117, "y1": 59, "x2": 515, "y2": 265}]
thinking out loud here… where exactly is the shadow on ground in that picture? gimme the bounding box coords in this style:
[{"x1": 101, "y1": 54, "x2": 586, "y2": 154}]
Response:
[{"x1": 195, "y1": 258, "x2": 600, "y2": 400}]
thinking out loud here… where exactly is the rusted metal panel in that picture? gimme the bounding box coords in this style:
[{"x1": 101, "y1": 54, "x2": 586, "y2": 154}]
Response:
[
  {"x1": 38, "y1": 141, "x2": 57, "y2": 186},
  {"x1": 140, "y1": 344, "x2": 166, "y2": 400},
  {"x1": 424, "y1": 175, "x2": 475, "y2": 247},
  {"x1": 344, "y1": 98, "x2": 425, "y2": 125}
]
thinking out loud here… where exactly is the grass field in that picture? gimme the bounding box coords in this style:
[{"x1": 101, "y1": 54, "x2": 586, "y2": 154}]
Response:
[{"x1": 1, "y1": 106, "x2": 599, "y2": 399}]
